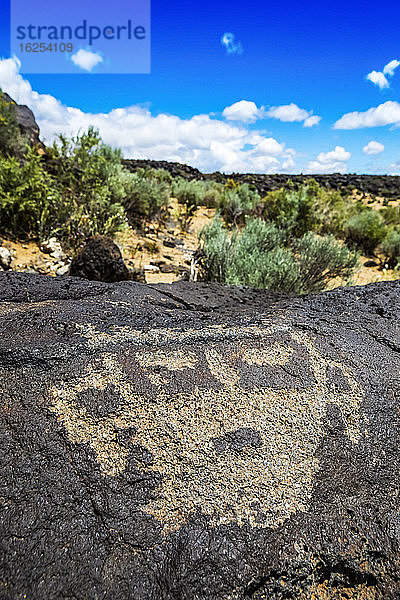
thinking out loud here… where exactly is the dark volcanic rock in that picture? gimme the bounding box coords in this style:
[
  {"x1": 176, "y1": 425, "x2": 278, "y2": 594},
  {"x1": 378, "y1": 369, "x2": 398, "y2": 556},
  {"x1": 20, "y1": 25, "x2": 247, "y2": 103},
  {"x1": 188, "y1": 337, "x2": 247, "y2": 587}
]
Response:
[
  {"x1": 69, "y1": 235, "x2": 132, "y2": 282},
  {"x1": 122, "y1": 158, "x2": 400, "y2": 199},
  {"x1": 2, "y1": 92, "x2": 43, "y2": 148},
  {"x1": 0, "y1": 273, "x2": 400, "y2": 599}
]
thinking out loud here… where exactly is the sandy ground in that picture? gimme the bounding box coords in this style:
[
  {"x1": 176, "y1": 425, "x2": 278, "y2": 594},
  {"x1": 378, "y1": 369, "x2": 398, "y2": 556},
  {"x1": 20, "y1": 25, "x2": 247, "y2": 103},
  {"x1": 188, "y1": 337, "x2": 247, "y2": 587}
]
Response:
[
  {"x1": 115, "y1": 199, "x2": 216, "y2": 284},
  {"x1": 0, "y1": 239, "x2": 60, "y2": 275},
  {"x1": 351, "y1": 189, "x2": 400, "y2": 210}
]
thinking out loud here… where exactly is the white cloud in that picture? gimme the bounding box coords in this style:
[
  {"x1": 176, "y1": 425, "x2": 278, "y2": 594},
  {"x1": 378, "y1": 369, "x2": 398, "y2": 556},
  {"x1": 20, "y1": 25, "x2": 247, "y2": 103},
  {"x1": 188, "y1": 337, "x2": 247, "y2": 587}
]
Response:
[
  {"x1": 306, "y1": 146, "x2": 350, "y2": 174},
  {"x1": 389, "y1": 157, "x2": 400, "y2": 174},
  {"x1": 71, "y1": 49, "x2": 103, "y2": 72},
  {"x1": 303, "y1": 115, "x2": 321, "y2": 128},
  {"x1": 334, "y1": 100, "x2": 400, "y2": 129},
  {"x1": 383, "y1": 59, "x2": 400, "y2": 76},
  {"x1": 0, "y1": 57, "x2": 298, "y2": 174},
  {"x1": 267, "y1": 103, "x2": 309, "y2": 122},
  {"x1": 366, "y1": 70, "x2": 389, "y2": 89},
  {"x1": 222, "y1": 100, "x2": 264, "y2": 123},
  {"x1": 363, "y1": 141, "x2": 385, "y2": 155},
  {"x1": 366, "y1": 59, "x2": 399, "y2": 89},
  {"x1": 267, "y1": 103, "x2": 321, "y2": 127},
  {"x1": 222, "y1": 100, "x2": 321, "y2": 127},
  {"x1": 221, "y1": 32, "x2": 243, "y2": 55}
]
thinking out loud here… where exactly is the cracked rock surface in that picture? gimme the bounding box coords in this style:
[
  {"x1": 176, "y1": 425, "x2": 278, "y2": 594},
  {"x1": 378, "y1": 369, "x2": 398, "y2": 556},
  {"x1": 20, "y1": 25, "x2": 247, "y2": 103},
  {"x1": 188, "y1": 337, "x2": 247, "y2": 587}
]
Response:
[{"x1": 0, "y1": 272, "x2": 399, "y2": 600}]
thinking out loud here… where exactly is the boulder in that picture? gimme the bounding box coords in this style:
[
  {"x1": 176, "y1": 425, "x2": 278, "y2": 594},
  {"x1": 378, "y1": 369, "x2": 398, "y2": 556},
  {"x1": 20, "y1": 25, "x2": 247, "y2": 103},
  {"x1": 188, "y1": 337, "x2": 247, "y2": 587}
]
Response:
[
  {"x1": 0, "y1": 273, "x2": 400, "y2": 599},
  {"x1": 2, "y1": 92, "x2": 43, "y2": 149},
  {"x1": 68, "y1": 235, "x2": 131, "y2": 283}
]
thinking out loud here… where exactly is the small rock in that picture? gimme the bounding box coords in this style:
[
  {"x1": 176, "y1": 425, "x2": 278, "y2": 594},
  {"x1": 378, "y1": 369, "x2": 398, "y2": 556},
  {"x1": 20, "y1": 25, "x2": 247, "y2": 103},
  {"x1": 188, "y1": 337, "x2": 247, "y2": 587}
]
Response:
[
  {"x1": 0, "y1": 247, "x2": 12, "y2": 270},
  {"x1": 159, "y1": 264, "x2": 178, "y2": 274},
  {"x1": 50, "y1": 249, "x2": 65, "y2": 261},
  {"x1": 364, "y1": 260, "x2": 378, "y2": 268},
  {"x1": 56, "y1": 265, "x2": 69, "y2": 276},
  {"x1": 150, "y1": 259, "x2": 166, "y2": 267},
  {"x1": 41, "y1": 237, "x2": 61, "y2": 255},
  {"x1": 144, "y1": 264, "x2": 160, "y2": 272},
  {"x1": 163, "y1": 239, "x2": 176, "y2": 248}
]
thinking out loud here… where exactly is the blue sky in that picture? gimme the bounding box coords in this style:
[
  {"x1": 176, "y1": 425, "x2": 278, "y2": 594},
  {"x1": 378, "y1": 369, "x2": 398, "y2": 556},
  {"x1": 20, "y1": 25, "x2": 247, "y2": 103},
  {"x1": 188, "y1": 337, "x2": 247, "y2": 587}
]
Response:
[{"x1": 0, "y1": 0, "x2": 399, "y2": 173}]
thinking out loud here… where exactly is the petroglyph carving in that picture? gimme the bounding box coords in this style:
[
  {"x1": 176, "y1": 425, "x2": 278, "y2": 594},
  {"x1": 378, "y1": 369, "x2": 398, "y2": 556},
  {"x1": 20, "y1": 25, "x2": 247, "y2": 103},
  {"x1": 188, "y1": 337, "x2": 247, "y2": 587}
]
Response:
[{"x1": 48, "y1": 325, "x2": 364, "y2": 533}]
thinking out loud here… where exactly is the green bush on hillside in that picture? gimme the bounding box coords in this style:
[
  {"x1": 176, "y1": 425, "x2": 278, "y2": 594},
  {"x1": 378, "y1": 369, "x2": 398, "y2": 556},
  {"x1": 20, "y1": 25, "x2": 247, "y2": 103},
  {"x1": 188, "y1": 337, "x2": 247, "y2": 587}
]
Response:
[
  {"x1": 301, "y1": 180, "x2": 355, "y2": 236},
  {"x1": 198, "y1": 216, "x2": 358, "y2": 294},
  {"x1": 48, "y1": 127, "x2": 128, "y2": 246},
  {"x1": 0, "y1": 127, "x2": 128, "y2": 246},
  {"x1": 219, "y1": 182, "x2": 260, "y2": 225},
  {"x1": 0, "y1": 90, "x2": 27, "y2": 156},
  {"x1": 123, "y1": 168, "x2": 170, "y2": 224},
  {"x1": 380, "y1": 227, "x2": 400, "y2": 268},
  {"x1": 0, "y1": 147, "x2": 60, "y2": 239},
  {"x1": 172, "y1": 178, "x2": 205, "y2": 230},
  {"x1": 201, "y1": 180, "x2": 224, "y2": 208},
  {"x1": 293, "y1": 232, "x2": 359, "y2": 292},
  {"x1": 380, "y1": 205, "x2": 400, "y2": 226},
  {"x1": 260, "y1": 180, "x2": 355, "y2": 239},
  {"x1": 344, "y1": 210, "x2": 387, "y2": 255},
  {"x1": 173, "y1": 178, "x2": 205, "y2": 208}
]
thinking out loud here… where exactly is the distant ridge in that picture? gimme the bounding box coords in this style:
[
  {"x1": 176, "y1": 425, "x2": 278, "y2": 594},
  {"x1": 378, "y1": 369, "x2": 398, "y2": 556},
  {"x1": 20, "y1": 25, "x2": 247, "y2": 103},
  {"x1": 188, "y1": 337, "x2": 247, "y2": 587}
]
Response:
[{"x1": 122, "y1": 158, "x2": 400, "y2": 198}]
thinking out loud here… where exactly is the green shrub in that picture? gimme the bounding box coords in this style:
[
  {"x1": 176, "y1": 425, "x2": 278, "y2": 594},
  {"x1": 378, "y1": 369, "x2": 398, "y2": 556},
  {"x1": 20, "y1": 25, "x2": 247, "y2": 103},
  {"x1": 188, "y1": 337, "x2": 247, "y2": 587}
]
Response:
[
  {"x1": 198, "y1": 217, "x2": 231, "y2": 282},
  {"x1": 259, "y1": 180, "x2": 364, "y2": 240},
  {"x1": 49, "y1": 128, "x2": 128, "y2": 247},
  {"x1": 198, "y1": 216, "x2": 358, "y2": 294},
  {"x1": 380, "y1": 205, "x2": 400, "y2": 226},
  {"x1": 0, "y1": 127, "x2": 129, "y2": 247},
  {"x1": 293, "y1": 232, "x2": 359, "y2": 292},
  {"x1": 380, "y1": 227, "x2": 400, "y2": 267},
  {"x1": 172, "y1": 179, "x2": 205, "y2": 230},
  {"x1": 50, "y1": 127, "x2": 126, "y2": 203},
  {"x1": 149, "y1": 168, "x2": 173, "y2": 184},
  {"x1": 0, "y1": 90, "x2": 27, "y2": 156},
  {"x1": 345, "y1": 210, "x2": 387, "y2": 255},
  {"x1": 219, "y1": 183, "x2": 260, "y2": 225},
  {"x1": 0, "y1": 147, "x2": 60, "y2": 239},
  {"x1": 306, "y1": 181, "x2": 354, "y2": 236},
  {"x1": 123, "y1": 170, "x2": 170, "y2": 224},
  {"x1": 260, "y1": 186, "x2": 313, "y2": 236},
  {"x1": 260, "y1": 180, "x2": 357, "y2": 239},
  {"x1": 173, "y1": 178, "x2": 205, "y2": 208},
  {"x1": 201, "y1": 180, "x2": 224, "y2": 208}
]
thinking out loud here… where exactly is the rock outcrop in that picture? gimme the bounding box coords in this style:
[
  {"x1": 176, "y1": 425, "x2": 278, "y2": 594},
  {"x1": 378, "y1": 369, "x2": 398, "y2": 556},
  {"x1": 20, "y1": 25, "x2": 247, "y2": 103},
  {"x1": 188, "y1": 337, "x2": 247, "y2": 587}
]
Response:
[
  {"x1": 0, "y1": 273, "x2": 399, "y2": 599},
  {"x1": 2, "y1": 92, "x2": 43, "y2": 149}
]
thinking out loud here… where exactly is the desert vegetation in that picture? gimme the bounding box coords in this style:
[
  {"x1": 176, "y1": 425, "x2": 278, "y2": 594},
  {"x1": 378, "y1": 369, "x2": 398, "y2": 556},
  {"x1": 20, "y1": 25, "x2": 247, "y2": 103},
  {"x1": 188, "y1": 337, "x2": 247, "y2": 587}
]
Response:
[{"x1": 0, "y1": 89, "x2": 399, "y2": 292}]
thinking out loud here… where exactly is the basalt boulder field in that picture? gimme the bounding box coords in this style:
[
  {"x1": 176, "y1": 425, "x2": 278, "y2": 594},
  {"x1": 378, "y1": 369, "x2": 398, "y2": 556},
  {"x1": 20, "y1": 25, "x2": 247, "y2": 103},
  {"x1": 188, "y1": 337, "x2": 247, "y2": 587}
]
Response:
[{"x1": 0, "y1": 273, "x2": 399, "y2": 599}]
